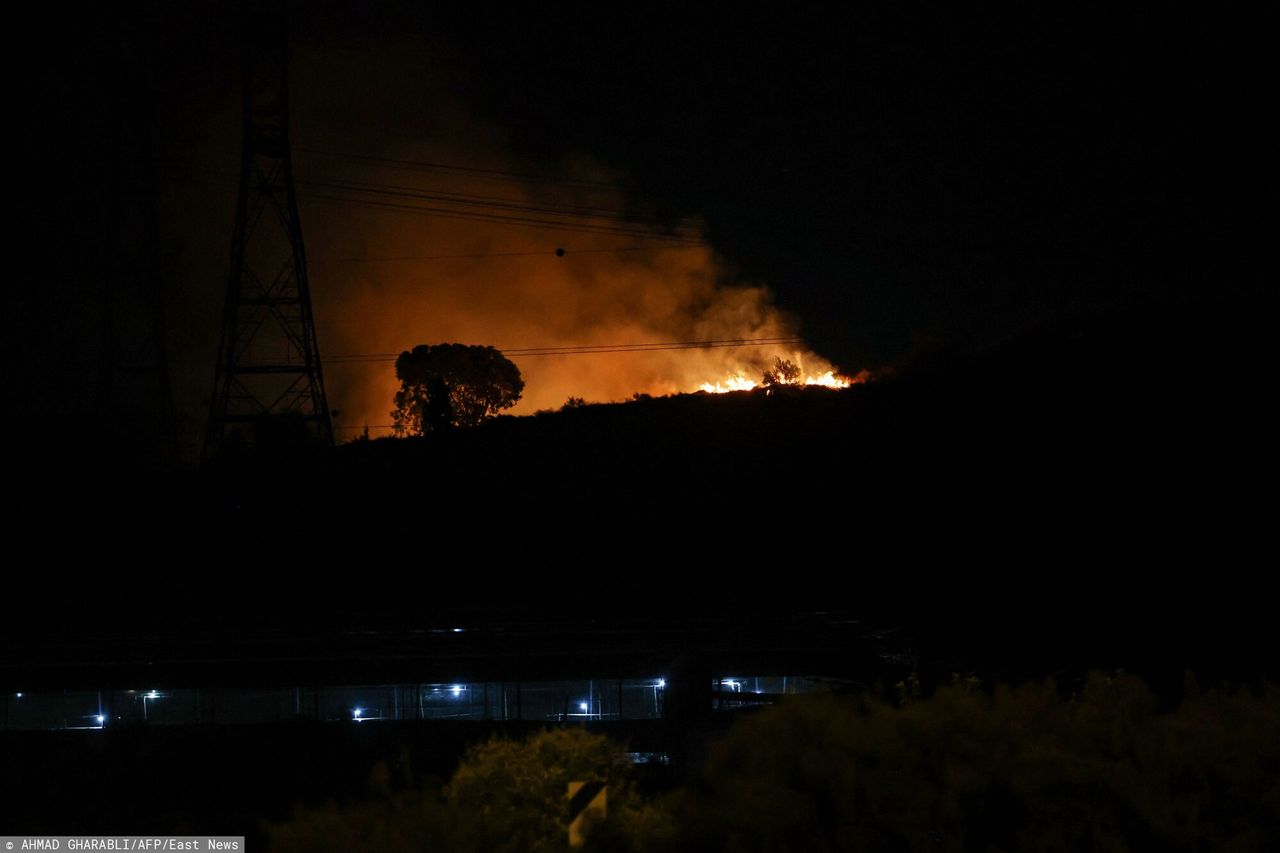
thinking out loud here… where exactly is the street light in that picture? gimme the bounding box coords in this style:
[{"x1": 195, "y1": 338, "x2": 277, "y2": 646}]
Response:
[
  {"x1": 652, "y1": 679, "x2": 666, "y2": 716},
  {"x1": 141, "y1": 690, "x2": 162, "y2": 721}
]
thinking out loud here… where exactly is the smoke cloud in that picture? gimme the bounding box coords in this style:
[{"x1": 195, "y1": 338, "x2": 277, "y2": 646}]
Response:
[
  {"x1": 153, "y1": 24, "x2": 846, "y2": 447},
  {"x1": 301, "y1": 153, "x2": 844, "y2": 437}
]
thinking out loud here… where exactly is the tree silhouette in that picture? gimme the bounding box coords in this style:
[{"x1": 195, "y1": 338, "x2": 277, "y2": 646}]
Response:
[
  {"x1": 392, "y1": 344, "x2": 524, "y2": 436},
  {"x1": 762, "y1": 357, "x2": 801, "y2": 386}
]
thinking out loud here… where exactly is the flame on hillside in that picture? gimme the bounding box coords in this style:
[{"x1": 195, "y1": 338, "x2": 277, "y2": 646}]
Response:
[
  {"x1": 272, "y1": 83, "x2": 866, "y2": 429},
  {"x1": 697, "y1": 368, "x2": 867, "y2": 394}
]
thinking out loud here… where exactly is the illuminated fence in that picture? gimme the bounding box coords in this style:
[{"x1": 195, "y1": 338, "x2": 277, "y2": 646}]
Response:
[{"x1": 1, "y1": 677, "x2": 829, "y2": 730}]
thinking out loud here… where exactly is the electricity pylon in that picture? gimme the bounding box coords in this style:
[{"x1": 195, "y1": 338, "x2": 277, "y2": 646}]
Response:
[{"x1": 204, "y1": 0, "x2": 332, "y2": 460}]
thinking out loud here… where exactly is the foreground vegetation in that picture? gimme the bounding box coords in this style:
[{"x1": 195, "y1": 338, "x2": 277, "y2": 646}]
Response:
[{"x1": 266, "y1": 673, "x2": 1280, "y2": 852}]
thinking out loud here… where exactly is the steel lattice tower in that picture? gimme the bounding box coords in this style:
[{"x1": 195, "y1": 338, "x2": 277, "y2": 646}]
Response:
[{"x1": 204, "y1": 0, "x2": 332, "y2": 460}]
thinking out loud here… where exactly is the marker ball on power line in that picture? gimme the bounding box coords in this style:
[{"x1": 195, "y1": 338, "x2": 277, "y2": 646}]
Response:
[{"x1": 555, "y1": 247, "x2": 565, "y2": 257}]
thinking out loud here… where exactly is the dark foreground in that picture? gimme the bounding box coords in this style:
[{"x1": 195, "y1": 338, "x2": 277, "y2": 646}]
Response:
[
  {"x1": 5, "y1": 674, "x2": 1277, "y2": 850},
  {"x1": 4, "y1": 300, "x2": 1280, "y2": 846},
  {"x1": 8, "y1": 301, "x2": 1279, "y2": 683}
]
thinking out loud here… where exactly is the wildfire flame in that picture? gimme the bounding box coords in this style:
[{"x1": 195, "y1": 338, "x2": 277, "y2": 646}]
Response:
[
  {"x1": 697, "y1": 375, "x2": 761, "y2": 393},
  {"x1": 696, "y1": 369, "x2": 862, "y2": 394}
]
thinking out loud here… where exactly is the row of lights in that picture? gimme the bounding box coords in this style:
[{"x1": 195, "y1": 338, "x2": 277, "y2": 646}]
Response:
[
  {"x1": 353, "y1": 683, "x2": 468, "y2": 721},
  {"x1": 352, "y1": 680, "x2": 669, "y2": 722},
  {"x1": 15, "y1": 680, "x2": 690, "y2": 727},
  {"x1": 10, "y1": 690, "x2": 160, "y2": 730}
]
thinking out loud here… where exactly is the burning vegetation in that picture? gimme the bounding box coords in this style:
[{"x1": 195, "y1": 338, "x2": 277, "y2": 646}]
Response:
[
  {"x1": 286, "y1": 109, "x2": 857, "y2": 432},
  {"x1": 697, "y1": 358, "x2": 866, "y2": 394}
]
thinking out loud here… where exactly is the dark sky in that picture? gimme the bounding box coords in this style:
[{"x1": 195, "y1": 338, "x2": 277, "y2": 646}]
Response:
[
  {"x1": 13, "y1": 2, "x2": 1268, "y2": 450},
  {"x1": 423, "y1": 5, "x2": 1267, "y2": 354}
]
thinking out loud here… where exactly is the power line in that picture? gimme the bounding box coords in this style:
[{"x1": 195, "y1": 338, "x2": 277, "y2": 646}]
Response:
[
  {"x1": 159, "y1": 175, "x2": 701, "y2": 254},
  {"x1": 298, "y1": 174, "x2": 676, "y2": 223},
  {"x1": 297, "y1": 191, "x2": 705, "y2": 244},
  {"x1": 294, "y1": 176, "x2": 684, "y2": 226},
  {"x1": 295, "y1": 147, "x2": 620, "y2": 191},
  {"x1": 159, "y1": 159, "x2": 654, "y2": 223},
  {"x1": 331, "y1": 245, "x2": 703, "y2": 262},
  {"x1": 327, "y1": 337, "x2": 806, "y2": 363},
  {"x1": 158, "y1": 161, "x2": 706, "y2": 245},
  {"x1": 500, "y1": 337, "x2": 804, "y2": 355}
]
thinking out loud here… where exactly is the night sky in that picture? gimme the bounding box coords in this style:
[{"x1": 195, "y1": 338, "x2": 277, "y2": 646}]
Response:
[
  {"x1": 12, "y1": 3, "x2": 1269, "y2": 453},
  {"x1": 7, "y1": 9, "x2": 1278, "y2": 843},
  {"x1": 341, "y1": 4, "x2": 1268, "y2": 355}
]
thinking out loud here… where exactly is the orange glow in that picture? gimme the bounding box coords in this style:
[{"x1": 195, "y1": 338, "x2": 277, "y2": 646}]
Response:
[
  {"x1": 696, "y1": 366, "x2": 862, "y2": 394},
  {"x1": 697, "y1": 374, "x2": 759, "y2": 393},
  {"x1": 294, "y1": 123, "x2": 861, "y2": 435}
]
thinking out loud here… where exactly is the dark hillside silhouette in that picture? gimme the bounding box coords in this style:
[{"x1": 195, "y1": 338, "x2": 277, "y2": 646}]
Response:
[{"x1": 7, "y1": 299, "x2": 1278, "y2": 685}]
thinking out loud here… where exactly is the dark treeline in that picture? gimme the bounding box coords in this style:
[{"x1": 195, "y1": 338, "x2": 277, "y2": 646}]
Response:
[
  {"x1": 261, "y1": 675, "x2": 1280, "y2": 852},
  {"x1": 6, "y1": 299, "x2": 1278, "y2": 686},
  {"x1": 7, "y1": 673, "x2": 1277, "y2": 848}
]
